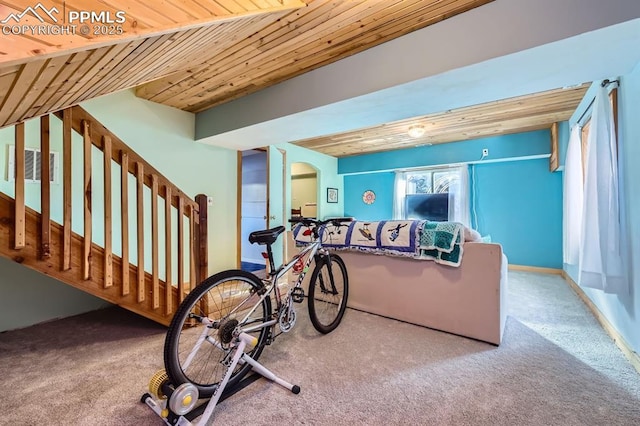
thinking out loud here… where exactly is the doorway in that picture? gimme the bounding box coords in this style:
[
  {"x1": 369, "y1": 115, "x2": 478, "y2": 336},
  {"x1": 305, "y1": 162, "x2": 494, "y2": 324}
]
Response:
[
  {"x1": 239, "y1": 150, "x2": 267, "y2": 272},
  {"x1": 291, "y1": 162, "x2": 318, "y2": 219}
]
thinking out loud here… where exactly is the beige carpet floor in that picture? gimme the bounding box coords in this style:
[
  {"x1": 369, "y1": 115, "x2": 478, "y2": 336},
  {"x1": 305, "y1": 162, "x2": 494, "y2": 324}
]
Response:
[{"x1": 0, "y1": 271, "x2": 639, "y2": 425}]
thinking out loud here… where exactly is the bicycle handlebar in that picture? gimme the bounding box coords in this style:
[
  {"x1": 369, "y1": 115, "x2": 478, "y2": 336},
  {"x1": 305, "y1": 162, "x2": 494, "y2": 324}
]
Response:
[{"x1": 288, "y1": 217, "x2": 353, "y2": 228}]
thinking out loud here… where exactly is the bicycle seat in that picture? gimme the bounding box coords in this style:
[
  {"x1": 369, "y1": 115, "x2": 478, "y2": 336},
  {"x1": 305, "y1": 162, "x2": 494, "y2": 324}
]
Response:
[{"x1": 249, "y1": 226, "x2": 285, "y2": 246}]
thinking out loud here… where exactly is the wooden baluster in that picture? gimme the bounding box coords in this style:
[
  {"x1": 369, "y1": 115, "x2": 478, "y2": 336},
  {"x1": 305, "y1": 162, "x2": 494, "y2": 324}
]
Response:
[
  {"x1": 195, "y1": 195, "x2": 208, "y2": 317},
  {"x1": 62, "y1": 109, "x2": 72, "y2": 270},
  {"x1": 82, "y1": 120, "x2": 92, "y2": 280},
  {"x1": 40, "y1": 115, "x2": 51, "y2": 259},
  {"x1": 164, "y1": 186, "x2": 172, "y2": 316},
  {"x1": 195, "y1": 194, "x2": 209, "y2": 284},
  {"x1": 136, "y1": 162, "x2": 145, "y2": 303},
  {"x1": 177, "y1": 196, "x2": 185, "y2": 303},
  {"x1": 14, "y1": 123, "x2": 25, "y2": 249},
  {"x1": 189, "y1": 203, "x2": 197, "y2": 294},
  {"x1": 120, "y1": 151, "x2": 130, "y2": 296},
  {"x1": 151, "y1": 175, "x2": 159, "y2": 309},
  {"x1": 103, "y1": 136, "x2": 113, "y2": 288}
]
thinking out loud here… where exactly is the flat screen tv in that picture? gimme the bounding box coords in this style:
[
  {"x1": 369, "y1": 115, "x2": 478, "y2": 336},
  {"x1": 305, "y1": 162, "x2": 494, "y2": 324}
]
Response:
[{"x1": 405, "y1": 193, "x2": 449, "y2": 221}]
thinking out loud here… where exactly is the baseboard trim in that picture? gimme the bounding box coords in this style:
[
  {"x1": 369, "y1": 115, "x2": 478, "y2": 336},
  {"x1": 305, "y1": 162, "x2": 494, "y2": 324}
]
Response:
[
  {"x1": 508, "y1": 264, "x2": 563, "y2": 275},
  {"x1": 561, "y1": 271, "x2": 640, "y2": 375}
]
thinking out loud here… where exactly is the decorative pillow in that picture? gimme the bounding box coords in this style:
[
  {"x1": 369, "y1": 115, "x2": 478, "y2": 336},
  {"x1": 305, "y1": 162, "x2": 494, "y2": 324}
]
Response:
[{"x1": 464, "y1": 227, "x2": 482, "y2": 242}]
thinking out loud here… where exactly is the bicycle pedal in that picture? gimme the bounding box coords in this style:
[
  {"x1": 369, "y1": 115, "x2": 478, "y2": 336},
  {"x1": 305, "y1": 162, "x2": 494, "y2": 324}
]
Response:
[{"x1": 291, "y1": 288, "x2": 305, "y2": 303}]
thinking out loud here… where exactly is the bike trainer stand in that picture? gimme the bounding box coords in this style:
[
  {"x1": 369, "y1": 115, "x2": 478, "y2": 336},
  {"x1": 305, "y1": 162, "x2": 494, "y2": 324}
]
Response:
[{"x1": 141, "y1": 333, "x2": 300, "y2": 426}]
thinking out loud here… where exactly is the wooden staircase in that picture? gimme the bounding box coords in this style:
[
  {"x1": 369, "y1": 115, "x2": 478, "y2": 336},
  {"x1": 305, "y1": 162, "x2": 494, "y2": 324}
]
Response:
[{"x1": 0, "y1": 106, "x2": 208, "y2": 326}]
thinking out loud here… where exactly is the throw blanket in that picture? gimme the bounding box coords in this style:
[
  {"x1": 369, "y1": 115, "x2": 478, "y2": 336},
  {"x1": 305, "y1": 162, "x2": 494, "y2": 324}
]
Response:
[
  {"x1": 293, "y1": 220, "x2": 465, "y2": 266},
  {"x1": 293, "y1": 220, "x2": 421, "y2": 257},
  {"x1": 418, "y1": 221, "x2": 465, "y2": 267}
]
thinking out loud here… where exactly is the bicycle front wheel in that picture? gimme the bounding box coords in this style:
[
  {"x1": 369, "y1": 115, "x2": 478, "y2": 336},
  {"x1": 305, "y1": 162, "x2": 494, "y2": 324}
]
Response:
[
  {"x1": 164, "y1": 270, "x2": 272, "y2": 398},
  {"x1": 308, "y1": 253, "x2": 348, "y2": 333}
]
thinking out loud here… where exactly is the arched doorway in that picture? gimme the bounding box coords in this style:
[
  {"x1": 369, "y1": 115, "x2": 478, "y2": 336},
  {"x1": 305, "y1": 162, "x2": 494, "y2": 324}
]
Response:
[{"x1": 290, "y1": 162, "x2": 318, "y2": 219}]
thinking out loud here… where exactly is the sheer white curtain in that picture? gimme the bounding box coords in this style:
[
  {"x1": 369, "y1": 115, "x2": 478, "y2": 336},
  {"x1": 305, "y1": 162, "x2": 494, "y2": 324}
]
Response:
[
  {"x1": 448, "y1": 165, "x2": 470, "y2": 227},
  {"x1": 563, "y1": 126, "x2": 583, "y2": 265},
  {"x1": 392, "y1": 171, "x2": 406, "y2": 220},
  {"x1": 578, "y1": 86, "x2": 626, "y2": 293}
]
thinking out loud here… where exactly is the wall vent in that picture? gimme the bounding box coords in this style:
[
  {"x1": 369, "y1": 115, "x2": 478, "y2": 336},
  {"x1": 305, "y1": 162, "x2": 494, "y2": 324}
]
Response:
[{"x1": 7, "y1": 145, "x2": 59, "y2": 184}]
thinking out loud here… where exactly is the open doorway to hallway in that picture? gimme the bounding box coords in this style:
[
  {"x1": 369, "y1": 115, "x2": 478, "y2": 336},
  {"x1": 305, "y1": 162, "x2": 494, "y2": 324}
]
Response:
[
  {"x1": 239, "y1": 150, "x2": 267, "y2": 273},
  {"x1": 291, "y1": 162, "x2": 318, "y2": 219}
]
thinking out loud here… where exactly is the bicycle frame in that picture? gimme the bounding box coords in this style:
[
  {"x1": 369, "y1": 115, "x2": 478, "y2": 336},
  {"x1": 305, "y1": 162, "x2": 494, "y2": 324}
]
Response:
[{"x1": 238, "y1": 237, "x2": 325, "y2": 335}]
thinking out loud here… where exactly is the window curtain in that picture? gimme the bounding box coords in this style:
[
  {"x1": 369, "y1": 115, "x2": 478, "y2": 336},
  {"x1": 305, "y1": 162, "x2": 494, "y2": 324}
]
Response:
[
  {"x1": 448, "y1": 165, "x2": 470, "y2": 227},
  {"x1": 578, "y1": 86, "x2": 626, "y2": 293},
  {"x1": 392, "y1": 171, "x2": 406, "y2": 220},
  {"x1": 563, "y1": 126, "x2": 583, "y2": 265}
]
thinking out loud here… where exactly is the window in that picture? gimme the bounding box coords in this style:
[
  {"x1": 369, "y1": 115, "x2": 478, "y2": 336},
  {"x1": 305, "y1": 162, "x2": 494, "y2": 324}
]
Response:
[
  {"x1": 394, "y1": 165, "x2": 469, "y2": 225},
  {"x1": 7, "y1": 146, "x2": 59, "y2": 183},
  {"x1": 579, "y1": 88, "x2": 618, "y2": 181},
  {"x1": 564, "y1": 82, "x2": 625, "y2": 292}
]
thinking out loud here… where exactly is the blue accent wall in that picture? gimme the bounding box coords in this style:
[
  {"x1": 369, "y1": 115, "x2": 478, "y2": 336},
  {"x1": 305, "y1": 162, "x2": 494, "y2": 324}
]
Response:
[
  {"x1": 344, "y1": 172, "x2": 394, "y2": 220},
  {"x1": 341, "y1": 130, "x2": 563, "y2": 268},
  {"x1": 473, "y1": 158, "x2": 563, "y2": 268},
  {"x1": 339, "y1": 130, "x2": 551, "y2": 174}
]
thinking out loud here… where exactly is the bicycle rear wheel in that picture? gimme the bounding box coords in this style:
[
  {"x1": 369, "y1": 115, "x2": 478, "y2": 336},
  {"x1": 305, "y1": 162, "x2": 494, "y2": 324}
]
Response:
[
  {"x1": 308, "y1": 253, "x2": 348, "y2": 333},
  {"x1": 164, "y1": 270, "x2": 272, "y2": 398}
]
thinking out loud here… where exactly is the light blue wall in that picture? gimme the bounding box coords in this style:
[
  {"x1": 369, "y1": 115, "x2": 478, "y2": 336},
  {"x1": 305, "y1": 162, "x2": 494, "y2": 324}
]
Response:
[
  {"x1": 344, "y1": 172, "x2": 394, "y2": 220},
  {"x1": 82, "y1": 90, "x2": 239, "y2": 273},
  {"x1": 473, "y1": 159, "x2": 563, "y2": 268},
  {"x1": 0, "y1": 257, "x2": 110, "y2": 332},
  {"x1": 341, "y1": 130, "x2": 563, "y2": 268},
  {"x1": 0, "y1": 90, "x2": 239, "y2": 332},
  {"x1": 564, "y1": 65, "x2": 640, "y2": 353},
  {"x1": 275, "y1": 143, "x2": 343, "y2": 222},
  {"x1": 0, "y1": 115, "x2": 112, "y2": 333},
  {"x1": 557, "y1": 121, "x2": 570, "y2": 169}
]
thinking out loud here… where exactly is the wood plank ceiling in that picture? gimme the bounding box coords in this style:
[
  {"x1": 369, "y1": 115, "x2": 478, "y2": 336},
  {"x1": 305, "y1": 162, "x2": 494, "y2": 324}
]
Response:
[
  {"x1": 292, "y1": 84, "x2": 590, "y2": 157},
  {"x1": 135, "y1": 0, "x2": 495, "y2": 112},
  {"x1": 2, "y1": 0, "x2": 588, "y2": 158},
  {"x1": 0, "y1": 0, "x2": 305, "y2": 128},
  {"x1": 0, "y1": 0, "x2": 494, "y2": 130}
]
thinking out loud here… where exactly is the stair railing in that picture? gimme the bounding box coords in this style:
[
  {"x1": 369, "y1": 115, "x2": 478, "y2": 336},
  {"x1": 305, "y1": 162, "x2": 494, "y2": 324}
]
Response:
[{"x1": 7, "y1": 105, "x2": 207, "y2": 321}]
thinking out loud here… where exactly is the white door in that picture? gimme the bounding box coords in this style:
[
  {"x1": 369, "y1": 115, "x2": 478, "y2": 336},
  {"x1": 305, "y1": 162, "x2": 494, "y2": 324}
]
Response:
[
  {"x1": 240, "y1": 150, "x2": 267, "y2": 268},
  {"x1": 268, "y1": 147, "x2": 286, "y2": 267}
]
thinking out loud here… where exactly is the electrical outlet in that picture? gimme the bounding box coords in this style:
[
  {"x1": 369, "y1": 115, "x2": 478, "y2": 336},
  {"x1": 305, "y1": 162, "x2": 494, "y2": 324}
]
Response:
[{"x1": 482, "y1": 148, "x2": 489, "y2": 157}]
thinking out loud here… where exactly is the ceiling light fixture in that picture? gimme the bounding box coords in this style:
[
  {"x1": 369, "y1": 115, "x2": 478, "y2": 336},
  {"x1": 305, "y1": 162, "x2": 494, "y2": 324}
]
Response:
[{"x1": 407, "y1": 125, "x2": 426, "y2": 138}]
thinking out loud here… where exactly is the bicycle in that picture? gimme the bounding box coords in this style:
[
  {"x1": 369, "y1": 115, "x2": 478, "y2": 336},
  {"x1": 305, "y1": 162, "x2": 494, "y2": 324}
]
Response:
[{"x1": 160, "y1": 217, "x2": 353, "y2": 409}]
